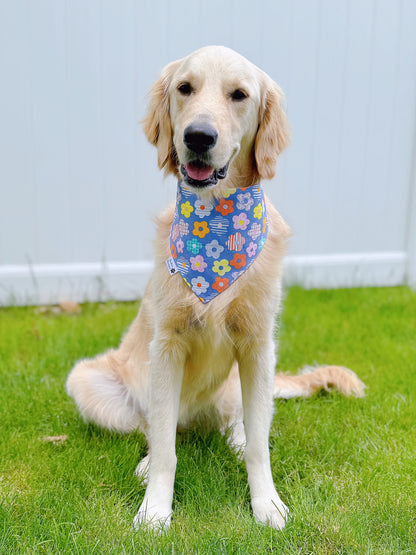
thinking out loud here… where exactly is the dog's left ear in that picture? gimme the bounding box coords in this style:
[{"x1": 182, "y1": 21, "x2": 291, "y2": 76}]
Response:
[
  {"x1": 253, "y1": 80, "x2": 290, "y2": 181},
  {"x1": 143, "y1": 60, "x2": 181, "y2": 177}
]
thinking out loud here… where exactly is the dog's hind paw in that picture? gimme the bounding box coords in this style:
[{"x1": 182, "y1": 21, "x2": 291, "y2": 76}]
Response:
[
  {"x1": 134, "y1": 454, "x2": 150, "y2": 485},
  {"x1": 251, "y1": 495, "x2": 289, "y2": 530}
]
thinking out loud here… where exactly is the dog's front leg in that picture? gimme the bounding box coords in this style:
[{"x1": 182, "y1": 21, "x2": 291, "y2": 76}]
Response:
[
  {"x1": 133, "y1": 335, "x2": 185, "y2": 531},
  {"x1": 238, "y1": 335, "x2": 289, "y2": 530}
]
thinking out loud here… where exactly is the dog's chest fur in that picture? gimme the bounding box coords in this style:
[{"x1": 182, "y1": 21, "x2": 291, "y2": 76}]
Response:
[
  {"x1": 145, "y1": 198, "x2": 290, "y2": 424},
  {"x1": 177, "y1": 315, "x2": 236, "y2": 420}
]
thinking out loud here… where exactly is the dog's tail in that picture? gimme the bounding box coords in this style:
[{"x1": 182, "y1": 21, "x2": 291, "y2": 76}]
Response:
[{"x1": 273, "y1": 365, "x2": 366, "y2": 399}]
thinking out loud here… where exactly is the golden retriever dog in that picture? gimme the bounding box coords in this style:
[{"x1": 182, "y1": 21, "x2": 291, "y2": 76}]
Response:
[{"x1": 66, "y1": 46, "x2": 365, "y2": 531}]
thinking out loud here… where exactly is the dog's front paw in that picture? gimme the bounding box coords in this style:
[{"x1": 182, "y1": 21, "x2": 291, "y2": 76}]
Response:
[
  {"x1": 133, "y1": 500, "x2": 172, "y2": 532},
  {"x1": 251, "y1": 495, "x2": 289, "y2": 530}
]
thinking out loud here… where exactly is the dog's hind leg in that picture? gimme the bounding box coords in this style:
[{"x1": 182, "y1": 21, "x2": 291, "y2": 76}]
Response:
[
  {"x1": 135, "y1": 453, "x2": 150, "y2": 485},
  {"x1": 66, "y1": 351, "x2": 143, "y2": 433},
  {"x1": 215, "y1": 364, "x2": 246, "y2": 459}
]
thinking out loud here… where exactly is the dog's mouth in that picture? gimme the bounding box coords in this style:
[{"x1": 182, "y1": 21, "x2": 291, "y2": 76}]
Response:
[{"x1": 181, "y1": 161, "x2": 229, "y2": 188}]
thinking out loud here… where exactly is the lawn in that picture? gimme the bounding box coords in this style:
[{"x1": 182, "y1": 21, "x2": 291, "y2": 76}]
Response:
[{"x1": 0, "y1": 287, "x2": 415, "y2": 553}]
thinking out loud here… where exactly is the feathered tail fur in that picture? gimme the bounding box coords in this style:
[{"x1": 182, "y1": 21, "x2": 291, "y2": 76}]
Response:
[{"x1": 274, "y1": 365, "x2": 366, "y2": 399}]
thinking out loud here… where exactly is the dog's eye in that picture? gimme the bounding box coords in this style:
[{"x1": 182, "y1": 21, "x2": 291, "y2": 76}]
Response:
[
  {"x1": 177, "y1": 82, "x2": 192, "y2": 96},
  {"x1": 231, "y1": 89, "x2": 248, "y2": 101}
]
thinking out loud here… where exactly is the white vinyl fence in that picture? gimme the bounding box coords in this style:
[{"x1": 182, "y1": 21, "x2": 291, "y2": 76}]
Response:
[{"x1": 1, "y1": 0, "x2": 415, "y2": 305}]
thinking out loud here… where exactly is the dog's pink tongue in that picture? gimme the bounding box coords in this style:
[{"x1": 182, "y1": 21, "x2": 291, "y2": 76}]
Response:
[{"x1": 186, "y1": 163, "x2": 213, "y2": 181}]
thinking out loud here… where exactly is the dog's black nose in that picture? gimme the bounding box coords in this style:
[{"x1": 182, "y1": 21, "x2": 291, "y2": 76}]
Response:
[{"x1": 184, "y1": 123, "x2": 218, "y2": 154}]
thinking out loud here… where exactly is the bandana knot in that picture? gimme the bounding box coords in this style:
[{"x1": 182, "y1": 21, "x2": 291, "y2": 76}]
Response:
[{"x1": 167, "y1": 181, "x2": 268, "y2": 303}]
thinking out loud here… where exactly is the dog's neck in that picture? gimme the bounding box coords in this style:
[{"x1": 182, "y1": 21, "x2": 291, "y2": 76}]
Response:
[{"x1": 167, "y1": 181, "x2": 268, "y2": 304}]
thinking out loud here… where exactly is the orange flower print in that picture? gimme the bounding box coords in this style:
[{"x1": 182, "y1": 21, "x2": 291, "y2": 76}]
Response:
[
  {"x1": 212, "y1": 276, "x2": 229, "y2": 293},
  {"x1": 216, "y1": 198, "x2": 234, "y2": 216},
  {"x1": 170, "y1": 244, "x2": 177, "y2": 259},
  {"x1": 230, "y1": 253, "x2": 246, "y2": 269},
  {"x1": 192, "y1": 221, "x2": 210, "y2": 238}
]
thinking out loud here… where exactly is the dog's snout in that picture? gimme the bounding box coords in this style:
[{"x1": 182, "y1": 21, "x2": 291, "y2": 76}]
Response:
[{"x1": 183, "y1": 123, "x2": 218, "y2": 154}]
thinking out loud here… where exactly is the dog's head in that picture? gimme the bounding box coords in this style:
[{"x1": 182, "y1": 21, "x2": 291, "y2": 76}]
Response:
[{"x1": 143, "y1": 46, "x2": 290, "y2": 193}]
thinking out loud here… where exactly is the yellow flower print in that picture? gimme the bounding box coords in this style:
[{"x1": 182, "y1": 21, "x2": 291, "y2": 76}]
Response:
[
  {"x1": 192, "y1": 221, "x2": 210, "y2": 238},
  {"x1": 262, "y1": 216, "x2": 267, "y2": 233},
  {"x1": 212, "y1": 259, "x2": 231, "y2": 277},
  {"x1": 181, "y1": 201, "x2": 194, "y2": 218},
  {"x1": 222, "y1": 188, "x2": 236, "y2": 198},
  {"x1": 253, "y1": 203, "x2": 263, "y2": 219}
]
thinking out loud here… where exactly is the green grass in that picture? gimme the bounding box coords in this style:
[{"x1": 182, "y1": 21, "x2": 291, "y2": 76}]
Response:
[{"x1": 1, "y1": 287, "x2": 415, "y2": 553}]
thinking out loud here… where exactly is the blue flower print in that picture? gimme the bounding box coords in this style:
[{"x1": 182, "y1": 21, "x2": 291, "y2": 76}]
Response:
[{"x1": 186, "y1": 237, "x2": 203, "y2": 254}]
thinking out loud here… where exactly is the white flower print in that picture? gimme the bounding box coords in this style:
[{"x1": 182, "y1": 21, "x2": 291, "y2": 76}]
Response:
[
  {"x1": 194, "y1": 199, "x2": 213, "y2": 218},
  {"x1": 248, "y1": 222, "x2": 261, "y2": 240},
  {"x1": 209, "y1": 215, "x2": 230, "y2": 236},
  {"x1": 191, "y1": 276, "x2": 209, "y2": 295},
  {"x1": 231, "y1": 270, "x2": 244, "y2": 280},
  {"x1": 176, "y1": 257, "x2": 189, "y2": 274},
  {"x1": 236, "y1": 192, "x2": 254, "y2": 211},
  {"x1": 178, "y1": 219, "x2": 189, "y2": 237},
  {"x1": 205, "y1": 239, "x2": 224, "y2": 259}
]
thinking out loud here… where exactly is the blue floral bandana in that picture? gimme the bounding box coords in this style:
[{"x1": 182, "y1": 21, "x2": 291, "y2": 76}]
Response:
[{"x1": 167, "y1": 181, "x2": 268, "y2": 304}]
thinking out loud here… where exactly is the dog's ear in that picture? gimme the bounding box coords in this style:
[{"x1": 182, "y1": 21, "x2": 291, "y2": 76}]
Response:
[
  {"x1": 253, "y1": 80, "x2": 290, "y2": 181},
  {"x1": 143, "y1": 60, "x2": 180, "y2": 177}
]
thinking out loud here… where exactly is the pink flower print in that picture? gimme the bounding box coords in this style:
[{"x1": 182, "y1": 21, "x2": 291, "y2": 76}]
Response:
[
  {"x1": 248, "y1": 222, "x2": 261, "y2": 240},
  {"x1": 236, "y1": 192, "x2": 254, "y2": 211},
  {"x1": 172, "y1": 223, "x2": 179, "y2": 241},
  {"x1": 176, "y1": 239, "x2": 184, "y2": 253},
  {"x1": 190, "y1": 255, "x2": 207, "y2": 273},
  {"x1": 246, "y1": 241, "x2": 258, "y2": 257},
  {"x1": 178, "y1": 219, "x2": 189, "y2": 237},
  {"x1": 232, "y1": 213, "x2": 250, "y2": 231}
]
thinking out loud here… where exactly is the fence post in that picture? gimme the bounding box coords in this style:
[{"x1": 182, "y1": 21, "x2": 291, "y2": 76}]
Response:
[{"x1": 407, "y1": 132, "x2": 416, "y2": 288}]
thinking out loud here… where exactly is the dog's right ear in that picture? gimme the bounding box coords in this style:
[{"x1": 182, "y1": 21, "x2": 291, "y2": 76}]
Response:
[{"x1": 143, "y1": 60, "x2": 181, "y2": 177}]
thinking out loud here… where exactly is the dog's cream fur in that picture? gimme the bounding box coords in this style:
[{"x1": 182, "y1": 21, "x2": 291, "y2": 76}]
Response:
[{"x1": 66, "y1": 46, "x2": 365, "y2": 531}]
